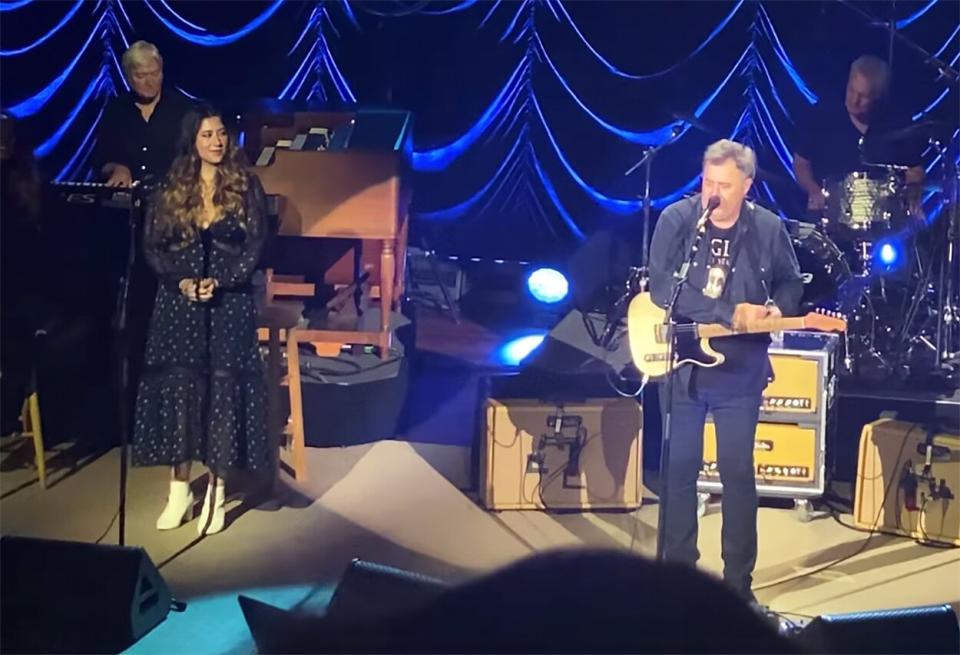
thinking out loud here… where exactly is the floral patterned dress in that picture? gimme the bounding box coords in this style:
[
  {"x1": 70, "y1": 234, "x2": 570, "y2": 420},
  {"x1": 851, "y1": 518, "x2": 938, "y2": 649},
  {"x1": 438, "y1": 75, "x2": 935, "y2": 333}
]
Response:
[{"x1": 133, "y1": 173, "x2": 269, "y2": 476}]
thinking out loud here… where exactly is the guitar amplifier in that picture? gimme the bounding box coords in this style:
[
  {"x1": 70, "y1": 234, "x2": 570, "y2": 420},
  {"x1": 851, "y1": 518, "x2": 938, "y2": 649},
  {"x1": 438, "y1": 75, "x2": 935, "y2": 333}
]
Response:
[
  {"x1": 699, "y1": 331, "x2": 838, "y2": 500},
  {"x1": 853, "y1": 418, "x2": 960, "y2": 545},
  {"x1": 480, "y1": 398, "x2": 642, "y2": 511},
  {"x1": 761, "y1": 331, "x2": 839, "y2": 422}
]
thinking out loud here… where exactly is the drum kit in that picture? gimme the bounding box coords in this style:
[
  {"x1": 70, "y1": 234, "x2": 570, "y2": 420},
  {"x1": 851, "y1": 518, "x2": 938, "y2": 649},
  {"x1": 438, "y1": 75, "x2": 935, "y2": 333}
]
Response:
[{"x1": 790, "y1": 128, "x2": 959, "y2": 388}]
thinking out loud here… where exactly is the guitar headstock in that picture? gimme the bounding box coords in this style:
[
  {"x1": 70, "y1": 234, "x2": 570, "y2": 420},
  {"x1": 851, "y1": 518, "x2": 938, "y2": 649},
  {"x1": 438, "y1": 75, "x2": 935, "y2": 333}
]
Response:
[{"x1": 805, "y1": 308, "x2": 848, "y2": 332}]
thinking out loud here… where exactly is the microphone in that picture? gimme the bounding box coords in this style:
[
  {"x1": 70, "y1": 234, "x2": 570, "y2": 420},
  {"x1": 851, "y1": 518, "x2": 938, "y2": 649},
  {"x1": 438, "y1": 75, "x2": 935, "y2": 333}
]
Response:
[
  {"x1": 696, "y1": 195, "x2": 721, "y2": 231},
  {"x1": 675, "y1": 195, "x2": 721, "y2": 283}
]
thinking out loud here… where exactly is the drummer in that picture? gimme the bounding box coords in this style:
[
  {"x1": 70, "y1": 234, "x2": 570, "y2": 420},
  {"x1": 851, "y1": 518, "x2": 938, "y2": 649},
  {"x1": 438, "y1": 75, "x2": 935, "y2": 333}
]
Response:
[{"x1": 792, "y1": 55, "x2": 925, "y2": 215}]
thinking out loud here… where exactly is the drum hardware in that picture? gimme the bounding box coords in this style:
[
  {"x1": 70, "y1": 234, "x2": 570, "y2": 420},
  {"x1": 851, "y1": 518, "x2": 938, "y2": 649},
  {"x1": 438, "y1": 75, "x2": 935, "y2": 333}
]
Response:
[
  {"x1": 832, "y1": 0, "x2": 958, "y2": 383},
  {"x1": 929, "y1": 139, "x2": 960, "y2": 376},
  {"x1": 822, "y1": 166, "x2": 910, "y2": 236}
]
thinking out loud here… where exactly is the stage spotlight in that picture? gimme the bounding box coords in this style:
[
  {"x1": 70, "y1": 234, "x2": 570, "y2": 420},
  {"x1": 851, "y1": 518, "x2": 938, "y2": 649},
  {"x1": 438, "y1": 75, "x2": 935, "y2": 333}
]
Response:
[
  {"x1": 527, "y1": 268, "x2": 569, "y2": 304},
  {"x1": 874, "y1": 239, "x2": 903, "y2": 271},
  {"x1": 498, "y1": 333, "x2": 546, "y2": 366}
]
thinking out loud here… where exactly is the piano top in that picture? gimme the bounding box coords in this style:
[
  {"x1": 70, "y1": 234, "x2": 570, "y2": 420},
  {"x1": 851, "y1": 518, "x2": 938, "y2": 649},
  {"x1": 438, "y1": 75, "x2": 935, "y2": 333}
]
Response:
[
  {"x1": 247, "y1": 107, "x2": 412, "y2": 240},
  {"x1": 242, "y1": 106, "x2": 412, "y2": 160}
]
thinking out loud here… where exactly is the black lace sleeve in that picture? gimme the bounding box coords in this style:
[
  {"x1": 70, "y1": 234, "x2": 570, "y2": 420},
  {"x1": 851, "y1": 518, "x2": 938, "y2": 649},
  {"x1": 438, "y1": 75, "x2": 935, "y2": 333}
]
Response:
[
  {"x1": 209, "y1": 173, "x2": 267, "y2": 289},
  {"x1": 142, "y1": 190, "x2": 194, "y2": 293}
]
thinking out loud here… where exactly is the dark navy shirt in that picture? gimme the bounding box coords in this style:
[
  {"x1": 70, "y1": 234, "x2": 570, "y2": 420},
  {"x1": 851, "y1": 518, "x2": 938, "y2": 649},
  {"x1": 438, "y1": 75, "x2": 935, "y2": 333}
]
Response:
[{"x1": 648, "y1": 194, "x2": 803, "y2": 392}]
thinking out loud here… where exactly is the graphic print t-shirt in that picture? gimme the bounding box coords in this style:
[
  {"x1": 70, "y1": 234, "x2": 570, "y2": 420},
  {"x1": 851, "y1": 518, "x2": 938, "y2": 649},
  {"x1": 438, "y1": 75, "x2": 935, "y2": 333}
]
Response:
[
  {"x1": 702, "y1": 223, "x2": 736, "y2": 300},
  {"x1": 696, "y1": 220, "x2": 770, "y2": 392}
]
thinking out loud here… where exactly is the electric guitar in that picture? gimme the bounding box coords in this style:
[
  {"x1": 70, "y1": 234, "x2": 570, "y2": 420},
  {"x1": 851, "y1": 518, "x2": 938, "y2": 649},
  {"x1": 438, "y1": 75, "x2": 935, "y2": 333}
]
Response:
[{"x1": 626, "y1": 292, "x2": 847, "y2": 380}]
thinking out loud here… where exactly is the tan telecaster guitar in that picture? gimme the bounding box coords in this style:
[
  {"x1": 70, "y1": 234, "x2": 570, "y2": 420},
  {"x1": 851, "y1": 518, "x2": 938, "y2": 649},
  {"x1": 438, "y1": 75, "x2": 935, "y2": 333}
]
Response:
[{"x1": 626, "y1": 292, "x2": 847, "y2": 380}]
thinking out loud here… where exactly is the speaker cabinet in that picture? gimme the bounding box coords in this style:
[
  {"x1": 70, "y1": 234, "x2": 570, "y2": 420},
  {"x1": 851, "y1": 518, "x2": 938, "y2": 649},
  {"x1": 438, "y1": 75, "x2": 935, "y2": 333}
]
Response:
[
  {"x1": 481, "y1": 398, "x2": 642, "y2": 510},
  {"x1": 0, "y1": 536, "x2": 172, "y2": 653},
  {"x1": 854, "y1": 418, "x2": 960, "y2": 545},
  {"x1": 796, "y1": 604, "x2": 959, "y2": 654}
]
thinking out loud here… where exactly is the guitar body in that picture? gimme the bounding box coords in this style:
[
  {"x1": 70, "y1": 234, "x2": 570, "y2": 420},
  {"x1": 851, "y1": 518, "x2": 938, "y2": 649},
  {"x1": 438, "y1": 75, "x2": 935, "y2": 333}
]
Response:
[
  {"x1": 627, "y1": 293, "x2": 724, "y2": 379},
  {"x1": 627, "y1": 292, "x2": 847, "y2": 380},
  {"x1": 673, "y1": 331, "x2": 724, "y2": 374}
]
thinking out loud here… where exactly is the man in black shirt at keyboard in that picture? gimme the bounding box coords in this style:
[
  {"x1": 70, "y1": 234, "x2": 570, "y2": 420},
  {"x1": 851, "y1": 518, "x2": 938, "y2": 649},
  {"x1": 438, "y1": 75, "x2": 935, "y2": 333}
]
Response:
[
  {"x1": 792, "y1": 55, "x2": 925, "y2": 214},
  {"x1": 92, "y1": 40, "x2": 194, "y2": 187},
  {"x1": 88, "y1": 41, "x2": 194, "y2": 448},
  {"x1": 648, "y1": 139, "x2": 803, "y2": 607}
]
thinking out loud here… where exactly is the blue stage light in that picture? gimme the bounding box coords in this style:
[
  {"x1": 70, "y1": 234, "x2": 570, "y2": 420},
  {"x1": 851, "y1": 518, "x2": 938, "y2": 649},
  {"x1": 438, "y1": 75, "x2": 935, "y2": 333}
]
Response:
[
  {"x1": 875, "y1": 239, "x2": 904, "y2": 270},
  {"x1": 527, "y1": 268, "x2": 569, "y2": 304},
  {"x1": 498, "y1": 334, "x2": 546, "y2": 366}
]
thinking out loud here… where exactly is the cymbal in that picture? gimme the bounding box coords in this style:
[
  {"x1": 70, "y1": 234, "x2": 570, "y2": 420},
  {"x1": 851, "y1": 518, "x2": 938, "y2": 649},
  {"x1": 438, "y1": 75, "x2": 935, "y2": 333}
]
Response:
[
  {"x1": 670, "y1": 111, "x2": 723, "y2": 137},
  {"x1": 906, "y1": 181, "x2": 945, "y2": 194},
  {"x1": 871, "y1": 120, "x2": 949, "y2": 144}
]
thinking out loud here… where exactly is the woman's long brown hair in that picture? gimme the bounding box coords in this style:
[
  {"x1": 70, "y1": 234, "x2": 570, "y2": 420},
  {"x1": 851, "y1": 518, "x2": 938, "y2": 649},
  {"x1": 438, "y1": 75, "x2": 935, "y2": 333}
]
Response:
[{"x1": 154, "y1": 104, "x2": 249, "y2": 239}]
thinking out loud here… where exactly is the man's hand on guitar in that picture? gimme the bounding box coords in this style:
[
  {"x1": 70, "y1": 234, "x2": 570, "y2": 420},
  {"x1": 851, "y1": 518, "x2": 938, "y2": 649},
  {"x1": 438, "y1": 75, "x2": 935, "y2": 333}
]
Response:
[{"x1": 732, "y1": 303, "x2": 768, "y2": 332}]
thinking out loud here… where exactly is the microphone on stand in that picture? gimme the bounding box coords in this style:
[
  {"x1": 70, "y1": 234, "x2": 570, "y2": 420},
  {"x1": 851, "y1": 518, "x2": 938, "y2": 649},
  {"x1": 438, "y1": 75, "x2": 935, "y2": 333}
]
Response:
[
  {"x1": 697, "y1": 194, "x2": 721, "y2": 229},
  {"x1": 677, "y1": 195, "x2": 720, "y2": 282}
]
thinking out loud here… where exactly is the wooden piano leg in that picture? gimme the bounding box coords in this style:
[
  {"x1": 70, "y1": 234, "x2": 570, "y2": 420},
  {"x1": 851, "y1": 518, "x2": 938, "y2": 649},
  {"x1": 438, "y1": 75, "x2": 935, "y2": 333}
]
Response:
[
  {"x1": 379, "y1": 239, "x2": 395, "y2": 359},
  {"x1": 286, "y1": 329, "x2": 308, "y2": 481},
  {"x1": 266, "y1": 325, "x2": 283, "y2": 492}
]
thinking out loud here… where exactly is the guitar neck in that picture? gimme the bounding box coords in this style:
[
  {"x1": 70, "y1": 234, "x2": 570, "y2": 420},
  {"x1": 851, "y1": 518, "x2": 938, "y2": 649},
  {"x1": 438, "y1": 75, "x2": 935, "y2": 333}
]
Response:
[{"x1": 697, "y1": 317, "x2": 808, "y2": 338}]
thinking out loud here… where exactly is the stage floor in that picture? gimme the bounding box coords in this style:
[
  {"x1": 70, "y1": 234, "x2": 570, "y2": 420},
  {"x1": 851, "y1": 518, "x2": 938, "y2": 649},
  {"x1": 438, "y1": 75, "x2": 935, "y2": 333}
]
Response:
[
  {"x1": 2, "y1": 439, "x2": 958, "y2": 653},
  {"x1": 2, "y1": 308, "x2": 958, "y2": 652}
]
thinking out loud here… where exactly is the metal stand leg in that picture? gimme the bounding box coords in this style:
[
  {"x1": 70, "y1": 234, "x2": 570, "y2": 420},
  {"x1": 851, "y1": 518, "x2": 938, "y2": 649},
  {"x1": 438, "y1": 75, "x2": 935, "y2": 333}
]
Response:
[{"x1": 408, "y1": 234, "x2": 460, "y2": 323}]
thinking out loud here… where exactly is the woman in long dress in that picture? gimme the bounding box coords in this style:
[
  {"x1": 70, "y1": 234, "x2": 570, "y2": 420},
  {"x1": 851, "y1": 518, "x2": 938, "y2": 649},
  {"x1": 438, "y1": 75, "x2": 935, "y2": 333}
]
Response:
[{"x1": 133, "y1": 104, "x2": 269, "y2": 535}]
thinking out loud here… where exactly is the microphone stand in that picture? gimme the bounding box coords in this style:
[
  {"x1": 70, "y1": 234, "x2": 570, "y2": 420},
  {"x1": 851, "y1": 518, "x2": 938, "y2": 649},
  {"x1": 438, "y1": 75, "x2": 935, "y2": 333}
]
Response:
[
  {"x1": 625, "y1": 125, "x2": 685, "y2": 286},
  {"x1": 656, "y1": 198, "x2": 716, "y2": 562},
  {"x1": 598, "y1": 267, "x2": 642, "y2": 349},
  {"x1": 113, "y1": 184, "x2": 146, "y2": 547},
  {"x1": 199, "y1": 229, "x2": 216, "y2": 529}
]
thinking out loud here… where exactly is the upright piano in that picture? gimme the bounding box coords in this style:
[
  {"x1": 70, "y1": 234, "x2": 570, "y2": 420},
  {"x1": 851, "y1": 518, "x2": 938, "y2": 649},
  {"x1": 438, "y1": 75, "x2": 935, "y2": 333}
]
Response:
[{"x1": 244, "y1": 103, "x2": 413, "y2": 358}]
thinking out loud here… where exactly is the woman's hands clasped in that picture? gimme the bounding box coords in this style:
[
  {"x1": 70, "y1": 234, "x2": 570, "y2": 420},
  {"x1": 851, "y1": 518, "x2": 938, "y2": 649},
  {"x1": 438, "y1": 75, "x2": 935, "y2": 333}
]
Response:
[{"x1": 178, "y1": 278, "x2": 218, "y2": 302}]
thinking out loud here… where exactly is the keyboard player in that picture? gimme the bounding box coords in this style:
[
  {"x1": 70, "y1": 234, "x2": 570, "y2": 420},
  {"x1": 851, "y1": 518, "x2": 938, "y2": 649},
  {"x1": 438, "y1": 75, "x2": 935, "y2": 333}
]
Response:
[
  {"x1": 86, "y1": 41, "x2": 192, "y2": 444},
  {"x1": 91, "y1": 41, "x2": 193, "y2": 188}
]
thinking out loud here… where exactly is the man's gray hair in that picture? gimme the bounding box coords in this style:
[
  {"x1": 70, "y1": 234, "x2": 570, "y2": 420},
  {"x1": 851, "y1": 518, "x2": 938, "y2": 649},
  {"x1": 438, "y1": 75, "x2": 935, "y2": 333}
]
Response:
[
  {"x1": 703, "y1": 139, "x2": 756, "y2": 179},
  {"x1": 849, "y1": 55, "x2": 891, "y2": 97},
  {"x1": 121, "y1": 40, "x2": 163, "y2": 78}
]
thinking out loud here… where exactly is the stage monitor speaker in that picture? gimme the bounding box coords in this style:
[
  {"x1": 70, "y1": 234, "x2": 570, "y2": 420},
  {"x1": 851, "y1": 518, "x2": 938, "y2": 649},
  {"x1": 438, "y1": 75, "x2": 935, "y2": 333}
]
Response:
[
  {"x1": 795, "y1": 604, "x2": 959, "y2": 654},
  {"x1": 326, "y1": 558, "x2": 448, "y2": 622},
  {"x1": 0, "y1": 536, "x2": 172, "y2": 654},
  {"x1": 239, "y1": 559, "x2": 448, "y2": 652},
  {"x1": 487, "y1": 308, "x2": 639, "y2": 403}
]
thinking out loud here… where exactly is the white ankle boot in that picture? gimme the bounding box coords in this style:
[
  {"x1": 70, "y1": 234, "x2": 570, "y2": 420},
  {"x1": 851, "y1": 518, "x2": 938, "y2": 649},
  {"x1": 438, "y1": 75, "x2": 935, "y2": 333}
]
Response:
[
  {"x1": 156, "y1": 480, "x2": 194, "y2": 530},
  {"x1": 198, "y1": 480, "x2": 226, "y2": 535}
]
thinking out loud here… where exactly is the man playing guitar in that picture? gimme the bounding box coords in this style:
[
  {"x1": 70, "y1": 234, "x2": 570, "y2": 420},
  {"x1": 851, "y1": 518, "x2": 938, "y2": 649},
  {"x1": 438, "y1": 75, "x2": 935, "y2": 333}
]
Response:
[{"x1": 647, "y1": 139, "x2": 804, "y2": 606}]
